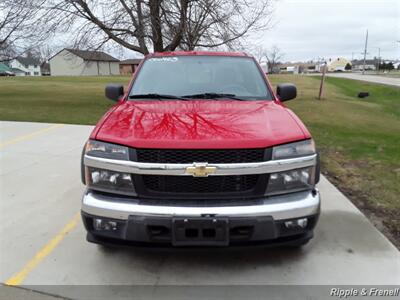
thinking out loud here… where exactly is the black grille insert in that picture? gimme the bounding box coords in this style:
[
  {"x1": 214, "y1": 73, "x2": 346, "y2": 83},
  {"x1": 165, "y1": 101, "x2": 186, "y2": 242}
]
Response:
[
  {"x1": 136, "y1": 149, "x2": 265, "y2": 164},
  {"x1": 142, "y1": 175, "x2": 259, "y2": 194}
]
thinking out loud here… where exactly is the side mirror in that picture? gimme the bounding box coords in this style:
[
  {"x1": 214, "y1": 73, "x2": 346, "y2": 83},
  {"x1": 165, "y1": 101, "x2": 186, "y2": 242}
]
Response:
[
  {"x1": 276, "y1": 83, "x2": 297, "y2": 102},
  {"x1": 105, "y1": 84, "x2": 124, "y2": 102}
]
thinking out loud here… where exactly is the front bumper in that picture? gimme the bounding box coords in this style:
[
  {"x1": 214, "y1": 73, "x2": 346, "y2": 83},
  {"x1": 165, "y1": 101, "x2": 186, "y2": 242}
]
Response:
[{"x1": 81, "y1": 189, "x2": 320, "y2": 247}]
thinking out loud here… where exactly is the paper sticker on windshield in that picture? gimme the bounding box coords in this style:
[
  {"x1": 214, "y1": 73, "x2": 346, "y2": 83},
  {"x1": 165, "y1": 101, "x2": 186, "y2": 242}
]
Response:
[{"x1": 148, "y1": 57, "x2": 178, "y2": 62}]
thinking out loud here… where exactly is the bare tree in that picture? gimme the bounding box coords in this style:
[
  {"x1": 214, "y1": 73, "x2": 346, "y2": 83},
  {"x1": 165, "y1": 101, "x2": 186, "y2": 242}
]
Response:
[
  {"x1": 265, "y1": 45, "x2": 283, "y2": 73},
  {"x1": 0, "y1": 0, "x2": 49, "y2": 61},
  {"x1": 21, "y1": 45, "x2": 55, "y2": 62},
  {"x1": 43, "y1": 0, "x2": 274, "y2": 55},
  {"x1": 180, "y1": 0, "x2": 273, "y2": 51},
  {"x1": 251, "y1": 45, "x2": 269, "y2": 64}
]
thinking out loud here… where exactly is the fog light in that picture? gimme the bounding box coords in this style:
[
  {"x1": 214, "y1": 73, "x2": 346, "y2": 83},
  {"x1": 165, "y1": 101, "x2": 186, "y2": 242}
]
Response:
[
  {"x1": 93, "y1": 218, "x2": 118, "y2": 231},
  {"x1": 284, "y1": 220, "x2": 294, "y2": 228},
  {"x1": 284, "y1": 218, "x2": 308, "y2": 229},
  {"x1": 297, "y1": 218, "x2": 308, "y2": 228}
]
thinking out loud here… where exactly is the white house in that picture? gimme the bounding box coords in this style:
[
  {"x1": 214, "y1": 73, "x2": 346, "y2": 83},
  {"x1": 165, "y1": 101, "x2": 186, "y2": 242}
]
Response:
[
  {"x1": 49, "y1": 48, "x2": 120, "y2": 76},
  {"x1": 278, "y1": 63, "x2": 300, "y2": 74},
  {"x1": 9, "y1": 57, "x2": 41, "y2": 76},
  {"x1": 326, "y1": 57, "x2": 351, "y2": 72},
  {"x1": 351, "y1": 59, "x2": 377, "y2": 71}
]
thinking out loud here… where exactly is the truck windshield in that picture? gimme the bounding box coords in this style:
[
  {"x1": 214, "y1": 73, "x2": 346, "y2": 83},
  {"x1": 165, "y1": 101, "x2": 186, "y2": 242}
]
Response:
[{"x1": 129, "y1": 56, "x2": 272, "y2": 100}]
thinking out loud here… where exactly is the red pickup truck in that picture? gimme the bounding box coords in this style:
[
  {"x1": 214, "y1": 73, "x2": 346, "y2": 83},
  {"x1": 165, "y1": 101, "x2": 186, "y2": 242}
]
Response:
[{"x1": 81, "y1": 51, "x2": 320, "y2": 247}]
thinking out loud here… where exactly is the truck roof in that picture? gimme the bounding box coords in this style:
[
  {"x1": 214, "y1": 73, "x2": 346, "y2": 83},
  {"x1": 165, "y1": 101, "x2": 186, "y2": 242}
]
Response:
[{"x1": 147, "y1": 51, "x2": 251, "y2": 58}]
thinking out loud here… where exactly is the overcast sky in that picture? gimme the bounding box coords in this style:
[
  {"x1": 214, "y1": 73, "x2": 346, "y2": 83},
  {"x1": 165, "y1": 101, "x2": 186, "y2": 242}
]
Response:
[
  {"x1": 256, "y1": 0, "x2": 399, "y2": 62},
  {"x1": 51, "y1": 0, "x2": 399, "y2": 61}
]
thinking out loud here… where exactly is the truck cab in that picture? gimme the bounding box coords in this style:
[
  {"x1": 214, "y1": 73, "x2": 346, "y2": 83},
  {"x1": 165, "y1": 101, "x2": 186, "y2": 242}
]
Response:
[{"x1": 81, "y1": 51, "x2": 320, "y2": 247}]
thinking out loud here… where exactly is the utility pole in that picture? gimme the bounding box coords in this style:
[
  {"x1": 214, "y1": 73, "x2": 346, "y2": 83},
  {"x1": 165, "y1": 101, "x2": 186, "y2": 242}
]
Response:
[
  {"x1": 362, "y1": 30, "x2": 368, "y2": 75},
  {"x1": 318, "y1": 62, "x2": 327, "y2": 100},
  {"x1": 376, "y1": 47, "x2": 380, "y2": 74}
]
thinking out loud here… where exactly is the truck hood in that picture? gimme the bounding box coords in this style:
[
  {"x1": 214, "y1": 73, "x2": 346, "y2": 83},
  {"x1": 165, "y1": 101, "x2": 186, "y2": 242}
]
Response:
[{"x1": 95, "y1": 100, "x2": 309, "y2": 149}]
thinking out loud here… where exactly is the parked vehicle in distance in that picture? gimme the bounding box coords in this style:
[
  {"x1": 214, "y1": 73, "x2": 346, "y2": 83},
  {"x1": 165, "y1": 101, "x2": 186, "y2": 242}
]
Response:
[
  {"x1": 81, "y1": 51, "x2": 320, "y2": 247},
  {"x1": 0, "y1": 71, "x2": 15, "y2": 76}
]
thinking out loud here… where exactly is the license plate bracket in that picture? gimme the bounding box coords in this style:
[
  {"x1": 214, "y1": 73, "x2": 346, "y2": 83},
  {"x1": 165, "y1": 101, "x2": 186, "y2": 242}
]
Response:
[{"x1": 172, "y1": 217, "x2": 229, "y2": 246}]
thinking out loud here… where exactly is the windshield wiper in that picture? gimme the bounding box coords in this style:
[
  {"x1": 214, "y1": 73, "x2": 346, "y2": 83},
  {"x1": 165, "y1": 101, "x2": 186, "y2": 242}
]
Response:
[
  {"x1": 182, "y1": 93, "x2": 247, "y2": 101},
  {"x1": 129, "y1": 93, "x2": 248, "y2": 101},
  {"x1": 129, "y1": 93, "x2": 187, "y2": 100}
]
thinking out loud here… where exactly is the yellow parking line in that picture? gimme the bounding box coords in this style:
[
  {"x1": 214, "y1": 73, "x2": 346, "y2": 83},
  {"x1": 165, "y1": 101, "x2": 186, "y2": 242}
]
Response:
[
  {"x1": 0, "y1": 124, "x2": 65, "y2": 149},
  {"x1": 5, "y1": 212, "x2": 80, "y2": 286}
]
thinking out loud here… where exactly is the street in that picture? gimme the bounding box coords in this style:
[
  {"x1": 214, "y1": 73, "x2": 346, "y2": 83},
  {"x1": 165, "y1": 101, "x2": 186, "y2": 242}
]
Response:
[{"x1": 326, "y1": 72, "x2": 400, "y2": 87}]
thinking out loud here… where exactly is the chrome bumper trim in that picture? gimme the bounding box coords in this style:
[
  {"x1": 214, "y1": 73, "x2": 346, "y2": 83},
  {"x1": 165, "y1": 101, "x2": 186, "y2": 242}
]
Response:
[
  {"x1": 84, "y1": 154, "x2": 317, "y2": 176},
  {"x1": 81, "y1": 189, "x2": 320, "y2": 220}
]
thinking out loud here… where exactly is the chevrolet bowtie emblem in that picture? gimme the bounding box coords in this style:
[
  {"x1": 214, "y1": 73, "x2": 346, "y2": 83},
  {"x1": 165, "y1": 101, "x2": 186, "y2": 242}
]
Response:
[{"x1": 185, "y1": 163, "x2": 217, "y2": 177}]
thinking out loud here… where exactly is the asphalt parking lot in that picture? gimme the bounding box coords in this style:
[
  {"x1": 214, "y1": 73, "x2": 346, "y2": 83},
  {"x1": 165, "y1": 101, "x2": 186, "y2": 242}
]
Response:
[{"x1": 1, "y1": 121, "x2": 399, "y2": 298}]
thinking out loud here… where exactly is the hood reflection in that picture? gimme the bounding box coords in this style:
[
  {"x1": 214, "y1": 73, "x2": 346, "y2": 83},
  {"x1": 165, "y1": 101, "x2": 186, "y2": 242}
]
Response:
[{"x1": 97, "y1": 100, "x2": 305, "y2": 149}]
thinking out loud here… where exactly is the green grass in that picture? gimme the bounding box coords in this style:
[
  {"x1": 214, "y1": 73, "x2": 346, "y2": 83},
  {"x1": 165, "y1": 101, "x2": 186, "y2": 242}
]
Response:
[
  {"x1": 269, "y1": 75, "x2": 400, "y2": 215},
  {"x1": 1, "y1": 75, "x2": 399, "y2": 217},
  {"x1": 320, "y1": 77, "x2": 400, "y2": 118},
  {"x1": 0, "y1": 76, "x2": 130, "y2": 125}
]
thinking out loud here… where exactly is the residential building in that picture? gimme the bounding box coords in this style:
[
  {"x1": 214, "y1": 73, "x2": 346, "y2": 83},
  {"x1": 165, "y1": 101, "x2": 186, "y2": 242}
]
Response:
[
  {"x1": 302, "y1": 63, "x2": 318, "y2": 73},
  {"x1": 351, "y1": 59, "x2": 377, "y2": 71},
  {"x1": 278, "y1": 62, "x2": 317, "y2": 74},
  {"x1": 278, "y1": 63, "x2": 300, "y2": 74},
  {"x1": 9, "y1": 56, "x2": 41, "y2": 76},
  {"x1": 119, "y1": 59, "x2": 142, "y2": 75},
  {"x1": 49, "y1": 48, "x2": 120, "y2": 76},
  {"x1": 41, "y1": 62, "x2": 51, "y2": 76},
  {"x1": 326, "y1": 57, "x2": 351, "y2": 72},
  {"x1": 10, "y1": 68, "x2": 25, "y2": 76}
]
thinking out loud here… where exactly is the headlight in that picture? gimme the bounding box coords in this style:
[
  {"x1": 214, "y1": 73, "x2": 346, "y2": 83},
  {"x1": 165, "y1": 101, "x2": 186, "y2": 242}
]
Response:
[
  {"x1": 266, "y1": 167, "x2": 315, "y2": 195},
  {"x1": 84, "y1": 140, "x2": 133, "y2": 195},
  {"x1": 85, "y1": 140, "x2": 129, "y2": 160},
  {"x1": 85, "y1": 167, "x2": 135, "y2": 195},
  {"x1": 272, "y1": 139, "x2": 315, "y2": 160}
]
